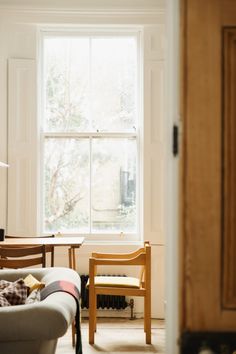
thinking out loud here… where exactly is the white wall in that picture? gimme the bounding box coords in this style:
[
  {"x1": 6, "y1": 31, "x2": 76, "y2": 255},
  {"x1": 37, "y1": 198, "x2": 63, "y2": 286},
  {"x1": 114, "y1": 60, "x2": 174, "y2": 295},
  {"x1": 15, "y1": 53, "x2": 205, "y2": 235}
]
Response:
[{"x1": 0, "y1": 1, "x2": 166, "y2": 318}]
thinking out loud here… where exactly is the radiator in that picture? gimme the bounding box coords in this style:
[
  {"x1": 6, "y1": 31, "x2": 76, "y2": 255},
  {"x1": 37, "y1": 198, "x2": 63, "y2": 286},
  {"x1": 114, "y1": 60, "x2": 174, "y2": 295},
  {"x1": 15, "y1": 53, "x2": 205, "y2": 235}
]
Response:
[{"x1": 80, "y1": 274, "x2": 128, "y2": 310}]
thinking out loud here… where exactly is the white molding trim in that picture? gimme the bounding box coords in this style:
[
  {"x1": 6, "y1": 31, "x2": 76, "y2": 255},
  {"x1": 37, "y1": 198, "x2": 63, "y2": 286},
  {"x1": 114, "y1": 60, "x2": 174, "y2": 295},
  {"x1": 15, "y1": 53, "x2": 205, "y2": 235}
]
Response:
[
  {"x1": 165, "y1": 0, "x2": 180, "y2": 352},
  {"x1": 0, "y1": 8, "x2": 165, "y2": 26},
  {"x1": 0, "y1": 8, "x2": 165, "y2": 15},
  {"x1": 0, "y1": 0, "x2": 165, "y2": 14},
  {"x1": 0, "y1": 10, "x2": 166, "y2": 27}
]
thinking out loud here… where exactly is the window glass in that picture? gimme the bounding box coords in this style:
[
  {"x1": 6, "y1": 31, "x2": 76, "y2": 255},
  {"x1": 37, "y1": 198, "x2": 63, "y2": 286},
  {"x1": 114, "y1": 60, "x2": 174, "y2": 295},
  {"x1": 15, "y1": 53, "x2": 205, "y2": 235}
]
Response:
[
  {"x1": 44, "y1": 37, "x2": 90, "y2": 132},
  {"x1": 43, "y1": 33, "x2": 139, "y2": 235},
  {"x1": 92, "y1": 138, "x2": 136, "y2": 232},
  {"x1": 91, "y1": 37, "x2": 137, "y2": 132},
  {"x1": 44, "y1": 138, "x2": 90, "y2": 232}
]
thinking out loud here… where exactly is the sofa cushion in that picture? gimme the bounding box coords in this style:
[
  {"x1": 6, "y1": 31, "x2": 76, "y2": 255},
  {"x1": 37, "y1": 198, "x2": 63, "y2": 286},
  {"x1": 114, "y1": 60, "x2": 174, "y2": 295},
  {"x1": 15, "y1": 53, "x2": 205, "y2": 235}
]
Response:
[
  {"x1": 24, "y1": 274, "x2": 45, "y2": 294},
  {"x1": 0, "y1": 279, "x2": 28, "y2": 306},
  {"x1": 25, "y1": 289, "x2": 41, "y2": 304}
]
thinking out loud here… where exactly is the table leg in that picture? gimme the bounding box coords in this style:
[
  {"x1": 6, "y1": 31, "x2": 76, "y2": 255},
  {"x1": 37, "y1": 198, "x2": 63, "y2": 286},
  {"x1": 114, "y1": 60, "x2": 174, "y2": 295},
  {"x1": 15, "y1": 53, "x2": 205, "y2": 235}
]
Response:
[
  {"x1": 72, "y1": 247, "x2": 77, "y2": 271},
  {"x1": 68, "y1": 246, "x2": 77, "y2": 347},
  {"x1": 68, "y1": 247, "x2": 72, "y2": 269},
  {"x1": 68, "y1": 247, "x2": 77, "y2": 270}
]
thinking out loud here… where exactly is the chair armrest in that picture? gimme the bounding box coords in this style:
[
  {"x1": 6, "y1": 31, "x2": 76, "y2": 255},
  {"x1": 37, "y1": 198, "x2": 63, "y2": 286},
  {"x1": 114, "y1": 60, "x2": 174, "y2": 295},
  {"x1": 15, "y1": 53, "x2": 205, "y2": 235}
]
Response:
[{"x1": 0, "y1": 267, "x2": 81, "y2": 289}]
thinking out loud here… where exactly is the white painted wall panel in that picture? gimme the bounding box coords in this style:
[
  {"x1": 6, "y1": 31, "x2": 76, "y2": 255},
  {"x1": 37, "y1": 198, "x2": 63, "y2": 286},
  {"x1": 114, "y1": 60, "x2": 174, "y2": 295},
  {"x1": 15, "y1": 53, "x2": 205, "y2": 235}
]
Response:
[
  {"x1": 143, "y1": 26, "x2": 166, "y2": 246},
  {"x1": 143, "y1": 26, "x2": 166, "y2": 317},
  {"x1": 0, "y1": 57, "x2": 8, "y2": 230},
  {"x1": 144, "y1": 25, "x2": 166, "y2": 61},
  {"x1": 8, "y1": 59, "x2": 38, "y2": 235}
]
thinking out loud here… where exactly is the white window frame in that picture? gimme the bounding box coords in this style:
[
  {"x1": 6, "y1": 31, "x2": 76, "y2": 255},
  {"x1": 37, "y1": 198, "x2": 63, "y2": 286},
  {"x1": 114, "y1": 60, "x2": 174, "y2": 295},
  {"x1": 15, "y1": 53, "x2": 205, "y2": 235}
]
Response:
[{"x1": 39, "y1": 28, "x2": 143, "y2": 242}]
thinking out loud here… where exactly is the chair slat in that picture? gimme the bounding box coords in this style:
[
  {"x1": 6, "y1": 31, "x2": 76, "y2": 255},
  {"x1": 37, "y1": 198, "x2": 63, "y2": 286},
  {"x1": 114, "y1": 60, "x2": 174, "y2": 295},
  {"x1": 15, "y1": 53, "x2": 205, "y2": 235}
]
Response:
[
  {"x1": 0, "y1": 256, "x2": 44, "y2": 268},
  {"x1": 0, "y1": 245, "x2": 46, "y2": 268},
  {"x1": 0, "y1": 246, "x2": 45, "y2": 257}
]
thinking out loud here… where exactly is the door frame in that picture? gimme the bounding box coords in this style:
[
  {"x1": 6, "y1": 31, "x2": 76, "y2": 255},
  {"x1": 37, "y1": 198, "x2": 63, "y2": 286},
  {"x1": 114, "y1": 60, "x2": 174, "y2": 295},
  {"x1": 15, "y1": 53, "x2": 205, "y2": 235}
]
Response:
[{"x1": 165, "y1": 0, "x2": 180, "y2": 353}]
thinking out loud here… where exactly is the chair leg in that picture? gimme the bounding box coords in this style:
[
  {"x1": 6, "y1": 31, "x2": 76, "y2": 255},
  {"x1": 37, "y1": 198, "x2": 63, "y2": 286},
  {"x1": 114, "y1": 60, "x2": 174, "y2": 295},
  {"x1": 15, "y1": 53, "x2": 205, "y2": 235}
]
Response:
[
  {"x1": 144, "y1": 294, "x2": 151, "y2": 344},
  {"x1": 72, "y1": 321, "x2": 76, "y2": 347},
  {"x1": 89, "y1": 288, "x2": 96, "y2": 344},
  {"x1": 94, "y1": 294, "x2": 97, "y2": 332},
  {"x1": 51, "y1": 247, "x2": 54, "y2": 267},
  {"x1": 144, "y1": 302, "x2": 146, "y2": 332}
]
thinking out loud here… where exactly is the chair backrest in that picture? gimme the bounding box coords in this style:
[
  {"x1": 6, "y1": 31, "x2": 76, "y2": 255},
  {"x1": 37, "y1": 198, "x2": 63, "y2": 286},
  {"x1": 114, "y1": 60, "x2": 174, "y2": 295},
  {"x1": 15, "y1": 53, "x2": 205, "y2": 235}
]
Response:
[
  {"x1": 90, "y1": 241, "x2": 151, "y2": 290},
  {"x1": 139, "y1": 241, "x2": 151, "y2": 288},
  {"x1": 5, "y1": 234, "x2": 54, "y2": 253},
  {"x1": 0, "y1": 245, "x2": 46, "y2": 268},
  {"x1": 5, "y1": 234, "x2": 55, "y2": 239}
]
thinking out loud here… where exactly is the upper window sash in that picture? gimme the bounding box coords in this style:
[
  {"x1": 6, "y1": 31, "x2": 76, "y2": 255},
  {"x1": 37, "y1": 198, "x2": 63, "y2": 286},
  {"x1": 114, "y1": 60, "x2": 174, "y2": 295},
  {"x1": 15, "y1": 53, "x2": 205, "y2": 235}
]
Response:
[{"x1": 41, "y1": 31, "x2": 140, "y2": 135}]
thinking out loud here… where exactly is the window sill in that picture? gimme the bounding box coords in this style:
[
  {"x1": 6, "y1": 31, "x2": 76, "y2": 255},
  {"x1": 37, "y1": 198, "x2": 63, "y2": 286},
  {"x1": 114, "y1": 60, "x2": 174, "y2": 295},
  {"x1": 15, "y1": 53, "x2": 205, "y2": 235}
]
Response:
[{"x1": 83, "y1": 239, "x2": 143, "y2": 246}]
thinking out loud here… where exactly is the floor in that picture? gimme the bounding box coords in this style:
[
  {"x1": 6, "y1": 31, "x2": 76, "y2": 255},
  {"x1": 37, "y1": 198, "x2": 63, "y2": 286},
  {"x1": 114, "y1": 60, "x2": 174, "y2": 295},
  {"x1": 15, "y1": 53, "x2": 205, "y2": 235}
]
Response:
[{"x1": 57, "y1": 318, "x2": 165, "y2": 354}]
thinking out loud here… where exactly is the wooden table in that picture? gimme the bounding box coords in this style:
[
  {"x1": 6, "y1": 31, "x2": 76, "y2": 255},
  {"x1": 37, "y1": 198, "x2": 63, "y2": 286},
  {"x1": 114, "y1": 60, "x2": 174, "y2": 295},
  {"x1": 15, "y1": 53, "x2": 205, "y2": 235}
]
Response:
[{"x1": 1, "y1": 237, "x2": 85, "y2": 271}]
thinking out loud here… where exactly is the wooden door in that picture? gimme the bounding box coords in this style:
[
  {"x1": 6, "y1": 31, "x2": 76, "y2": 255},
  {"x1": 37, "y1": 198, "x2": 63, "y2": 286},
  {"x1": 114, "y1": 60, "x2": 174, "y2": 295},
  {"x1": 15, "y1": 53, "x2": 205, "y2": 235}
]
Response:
[{"x1": 181, "y1": 0, "x2": 236, "y2": 352}]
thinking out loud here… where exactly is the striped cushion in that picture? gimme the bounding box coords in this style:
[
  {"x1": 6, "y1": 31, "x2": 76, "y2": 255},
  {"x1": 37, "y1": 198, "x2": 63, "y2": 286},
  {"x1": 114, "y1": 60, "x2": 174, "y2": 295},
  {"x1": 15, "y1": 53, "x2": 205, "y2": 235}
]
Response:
[{"x1": 87, "y1": 276, "x2": 140, "y2": 288}]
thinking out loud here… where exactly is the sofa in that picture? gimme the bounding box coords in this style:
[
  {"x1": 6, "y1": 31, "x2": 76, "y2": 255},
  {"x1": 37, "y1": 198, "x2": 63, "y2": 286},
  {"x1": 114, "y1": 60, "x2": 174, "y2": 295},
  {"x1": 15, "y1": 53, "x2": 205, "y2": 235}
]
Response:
[{"x1": 0, "y1": 267, "x2": 81, "y2": 354}]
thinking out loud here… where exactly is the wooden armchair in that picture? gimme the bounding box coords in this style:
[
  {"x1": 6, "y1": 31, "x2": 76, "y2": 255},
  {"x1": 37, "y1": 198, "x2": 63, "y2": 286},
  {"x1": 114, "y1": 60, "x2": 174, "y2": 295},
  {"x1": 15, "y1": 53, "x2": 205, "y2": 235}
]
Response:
[
  {"x1": 0, "y1": 245, "x2": 46, "y2": 268},
  {"x1": 88, "y1": 241, "x2": 151, "y2": 345}
]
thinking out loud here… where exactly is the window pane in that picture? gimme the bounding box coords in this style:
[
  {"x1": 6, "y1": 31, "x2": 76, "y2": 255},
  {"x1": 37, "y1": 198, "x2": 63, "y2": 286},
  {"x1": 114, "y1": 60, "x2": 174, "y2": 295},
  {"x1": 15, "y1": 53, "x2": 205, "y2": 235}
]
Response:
[
  {"x1": 44, "y1": 37, "x2": 90, "y2": 132},
  {"x1": 44, "y1": 138, "x2": 89, "y2": 232},
  {"x1": 92, "y1": 138, "x2": 137, "y2": 232},
  {"x1": 91, "y1": 37, "x2": 137, "y2": 132},
  {"x1": 44, "y1": 36, "x2": 137, "y2": 133}
]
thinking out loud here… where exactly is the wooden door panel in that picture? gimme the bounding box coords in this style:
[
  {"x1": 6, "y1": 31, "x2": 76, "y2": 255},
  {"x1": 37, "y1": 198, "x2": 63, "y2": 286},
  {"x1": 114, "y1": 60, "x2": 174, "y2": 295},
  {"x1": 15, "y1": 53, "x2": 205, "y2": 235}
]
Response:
[
  {"x1": 222, "y1": 27, "x2": 236, "y2": 309},
  {"x1": 183, "y1": 0, "x2": 222, "y2": 331},
  {"x1": 223, "y1": 0, "x2": 236, "y2": 25},
  {"x1": 182, "y1": 0, "x2": 236, "y2": 350}
]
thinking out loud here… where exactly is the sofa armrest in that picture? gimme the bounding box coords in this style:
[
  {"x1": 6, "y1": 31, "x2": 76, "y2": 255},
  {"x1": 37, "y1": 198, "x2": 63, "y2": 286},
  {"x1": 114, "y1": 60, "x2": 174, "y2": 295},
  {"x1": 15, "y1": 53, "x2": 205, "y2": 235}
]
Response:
[
  {"x1": 0, "y1": 267, "x2": 81, "y2": 341},
  {"x1": 0, "y1": 267, "x2": 81, "y2": 289}
]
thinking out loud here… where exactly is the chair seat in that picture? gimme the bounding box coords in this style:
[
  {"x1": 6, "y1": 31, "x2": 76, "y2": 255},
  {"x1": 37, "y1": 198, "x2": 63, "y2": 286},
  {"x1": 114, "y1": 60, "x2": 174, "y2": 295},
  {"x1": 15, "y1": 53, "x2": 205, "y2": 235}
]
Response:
[{"x1": 88, "y1": 276, "x2": 140, "y2": 288}]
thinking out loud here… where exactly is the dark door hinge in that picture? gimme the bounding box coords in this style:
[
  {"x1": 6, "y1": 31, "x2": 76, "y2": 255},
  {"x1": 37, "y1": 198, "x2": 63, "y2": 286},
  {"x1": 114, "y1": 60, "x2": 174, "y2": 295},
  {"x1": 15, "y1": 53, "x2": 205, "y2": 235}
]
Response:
[{"x1": 173, "y1": 124, "x2": 179, "y2": 157}]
